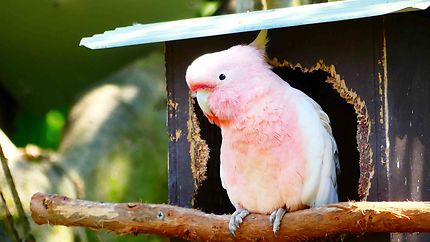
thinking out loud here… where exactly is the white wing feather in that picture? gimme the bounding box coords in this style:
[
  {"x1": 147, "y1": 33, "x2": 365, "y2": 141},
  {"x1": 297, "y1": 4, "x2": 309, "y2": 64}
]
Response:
[{"x1": 301, "y1": 96, "x2": 340, "y2": 207}]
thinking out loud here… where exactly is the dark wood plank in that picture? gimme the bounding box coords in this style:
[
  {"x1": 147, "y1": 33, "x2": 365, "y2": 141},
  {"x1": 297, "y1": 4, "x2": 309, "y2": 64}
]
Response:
[
  {"x1": 166, "y1": 41, "x2": 194, "y2": 208},
  {"x1": 385, "y1": 9, "x2": 430, "y2": 242}
]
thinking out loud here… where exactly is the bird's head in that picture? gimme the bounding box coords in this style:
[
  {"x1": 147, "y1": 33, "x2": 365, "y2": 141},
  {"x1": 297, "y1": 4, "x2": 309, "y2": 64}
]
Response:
[{"x1": 185, "y1": 31, "x2": 269, "y2": 126}]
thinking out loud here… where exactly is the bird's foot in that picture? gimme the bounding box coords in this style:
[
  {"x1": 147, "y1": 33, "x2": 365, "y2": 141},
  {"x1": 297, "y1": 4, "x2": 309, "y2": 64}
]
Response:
[
  {"x1": 229, "y1": 208, "x2": 250, "y2": 237},
  {"x1": 269, "y1": 207, "x2": 287, "y2": 236}
]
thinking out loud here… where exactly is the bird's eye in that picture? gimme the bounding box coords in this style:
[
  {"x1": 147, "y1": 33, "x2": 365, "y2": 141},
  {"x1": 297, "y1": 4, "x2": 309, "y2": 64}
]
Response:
[{"x1": 218, "y1": 74, "x2": 226, "y2": 80}]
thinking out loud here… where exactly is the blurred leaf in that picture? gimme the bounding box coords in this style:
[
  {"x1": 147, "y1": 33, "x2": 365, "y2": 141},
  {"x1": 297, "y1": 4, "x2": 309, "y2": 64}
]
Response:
[
  {"x1": 199, "y1": 1, "x2": 221, "y2": 16},
  {"x1": 13, "y1": 108, "x2": 67, "y2": 149},
  {"x1": 45, "y1": 109, "x2": 66, "y2": 147}
]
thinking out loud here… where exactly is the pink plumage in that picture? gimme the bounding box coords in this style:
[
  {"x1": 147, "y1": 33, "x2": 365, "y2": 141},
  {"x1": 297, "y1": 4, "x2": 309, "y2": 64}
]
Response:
[{"x1": 185, "y1": 37, "x2": 339, "y2": 235}]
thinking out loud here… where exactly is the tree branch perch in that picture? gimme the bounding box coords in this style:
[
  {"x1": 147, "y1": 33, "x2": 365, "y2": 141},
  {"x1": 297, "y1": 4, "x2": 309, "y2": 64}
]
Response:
[{"x1": 30, "y1": 193, "x2": 430, "y2": 241}]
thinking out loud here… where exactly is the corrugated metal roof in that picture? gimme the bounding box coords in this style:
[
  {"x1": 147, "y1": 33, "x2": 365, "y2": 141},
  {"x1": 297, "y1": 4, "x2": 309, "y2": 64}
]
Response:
[{"x1": 80, "y1": 0, "x2": 430, "y2": 49}]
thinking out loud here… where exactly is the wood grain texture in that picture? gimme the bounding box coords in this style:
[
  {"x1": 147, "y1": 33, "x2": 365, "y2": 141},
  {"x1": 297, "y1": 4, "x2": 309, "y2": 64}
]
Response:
[
  {"x1": 31, "y1": 193, "x2": 430, "y2": 242},
  {"x1": 384, "y1": 9, "x2": 430, "y2": 242}
]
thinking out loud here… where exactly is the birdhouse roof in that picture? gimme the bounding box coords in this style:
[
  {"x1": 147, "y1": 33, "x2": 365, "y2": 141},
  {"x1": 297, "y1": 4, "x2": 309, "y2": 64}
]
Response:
[{"x1": 80, "y1": 0, "x2": 430, "y2": 50}]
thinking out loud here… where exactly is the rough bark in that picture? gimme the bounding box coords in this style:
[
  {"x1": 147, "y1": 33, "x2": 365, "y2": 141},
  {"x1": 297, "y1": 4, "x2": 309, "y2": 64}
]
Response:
[{"x1": 31, "y1": 193, "x2": 430, "y2": 242}]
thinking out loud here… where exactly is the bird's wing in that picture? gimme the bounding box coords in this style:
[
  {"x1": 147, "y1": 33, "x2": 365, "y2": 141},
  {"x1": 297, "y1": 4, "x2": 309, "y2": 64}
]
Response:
[
  {"x1": 306, "y1": 97, "x2": 340, "y2": 174},
  {"x1": 301, "y1": 96, "x2": 340, "y2": 207}
]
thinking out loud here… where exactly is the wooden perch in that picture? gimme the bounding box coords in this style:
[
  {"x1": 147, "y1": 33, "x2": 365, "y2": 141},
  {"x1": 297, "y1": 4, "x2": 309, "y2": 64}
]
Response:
[{"x1": 31, "y1": 193, "x2": 430, "y2": 241}]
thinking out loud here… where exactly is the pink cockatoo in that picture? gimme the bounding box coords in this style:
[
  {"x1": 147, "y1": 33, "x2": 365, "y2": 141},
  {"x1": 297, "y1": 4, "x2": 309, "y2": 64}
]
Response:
[{"x1": 185, "y1": 30, "x2": 340, "y2": 236}]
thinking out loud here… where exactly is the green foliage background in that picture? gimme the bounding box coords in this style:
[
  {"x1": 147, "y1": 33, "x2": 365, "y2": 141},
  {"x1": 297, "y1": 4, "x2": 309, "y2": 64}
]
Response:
[{"x1": 0, "y1": 0, "x2": 210, "y2": 150}]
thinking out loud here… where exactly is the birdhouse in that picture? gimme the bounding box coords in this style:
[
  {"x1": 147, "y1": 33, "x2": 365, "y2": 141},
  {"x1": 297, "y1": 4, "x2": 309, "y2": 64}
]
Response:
[{"x1": 81, "y1": 1, "x2": 430, "y2": 241}]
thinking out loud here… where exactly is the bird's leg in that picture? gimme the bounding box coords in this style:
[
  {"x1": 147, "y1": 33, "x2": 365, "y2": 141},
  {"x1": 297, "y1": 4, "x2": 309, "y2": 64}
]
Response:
[
  {"x1": 269, "y1": 207, "x2": 287, "y2": 236},
  {"x1": 228, "y1": 208, "x2": 250, "y2": 237}
]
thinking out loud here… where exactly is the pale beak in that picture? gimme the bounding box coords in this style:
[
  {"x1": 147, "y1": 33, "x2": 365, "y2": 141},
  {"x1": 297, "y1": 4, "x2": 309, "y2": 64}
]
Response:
[{"x1": 196, "y1": 90, "x2": 213, "y2": 116}]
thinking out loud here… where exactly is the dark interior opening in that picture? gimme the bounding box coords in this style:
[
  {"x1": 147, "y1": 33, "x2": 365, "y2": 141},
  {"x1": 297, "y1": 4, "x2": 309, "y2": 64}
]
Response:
[
  {"x1": 193, "y1": 105, "x2": 234, "y2": 214},
  {"x1": 193, "y1": 66, "x2": 360, "y2": 214}
]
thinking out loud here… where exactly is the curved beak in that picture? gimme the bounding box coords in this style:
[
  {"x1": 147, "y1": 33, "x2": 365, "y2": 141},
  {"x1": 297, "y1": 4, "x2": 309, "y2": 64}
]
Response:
[
  {"x1": 196, "y1": 90, "x2": 212, "y2": 116},
  {"x1": 195, "y1": 89, "x2": 220, "y2": 125}
]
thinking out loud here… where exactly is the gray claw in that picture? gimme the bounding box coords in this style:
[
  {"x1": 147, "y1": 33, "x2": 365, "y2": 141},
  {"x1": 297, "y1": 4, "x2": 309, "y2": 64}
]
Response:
[
  {"x1": 269, "y1": 210, "x2": 276, "y2": 226},
  {"x1": 271, "y1": 207, "x2": 287, "y2": 237},
  {"x1": 228, "y1": 208, "x2": 250, "y2": 237}
]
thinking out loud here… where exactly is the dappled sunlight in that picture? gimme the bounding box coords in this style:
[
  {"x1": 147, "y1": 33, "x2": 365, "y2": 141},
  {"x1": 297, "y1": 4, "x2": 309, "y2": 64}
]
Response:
[
  {"x1": 61, "y1": 84, "x2": 139, "y2": 152},
  {"x1": 96, "y1": 154, "x2": 131, "y2": 201}
]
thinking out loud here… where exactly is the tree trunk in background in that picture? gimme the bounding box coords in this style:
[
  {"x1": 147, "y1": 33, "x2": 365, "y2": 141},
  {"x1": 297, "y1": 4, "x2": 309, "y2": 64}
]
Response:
[
  {"x1": 58, "y1": 51, "x2": 168, "y2": 242},
  {"x1": 1, "y1": 51, "x2": 168, "y2": 242}
]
